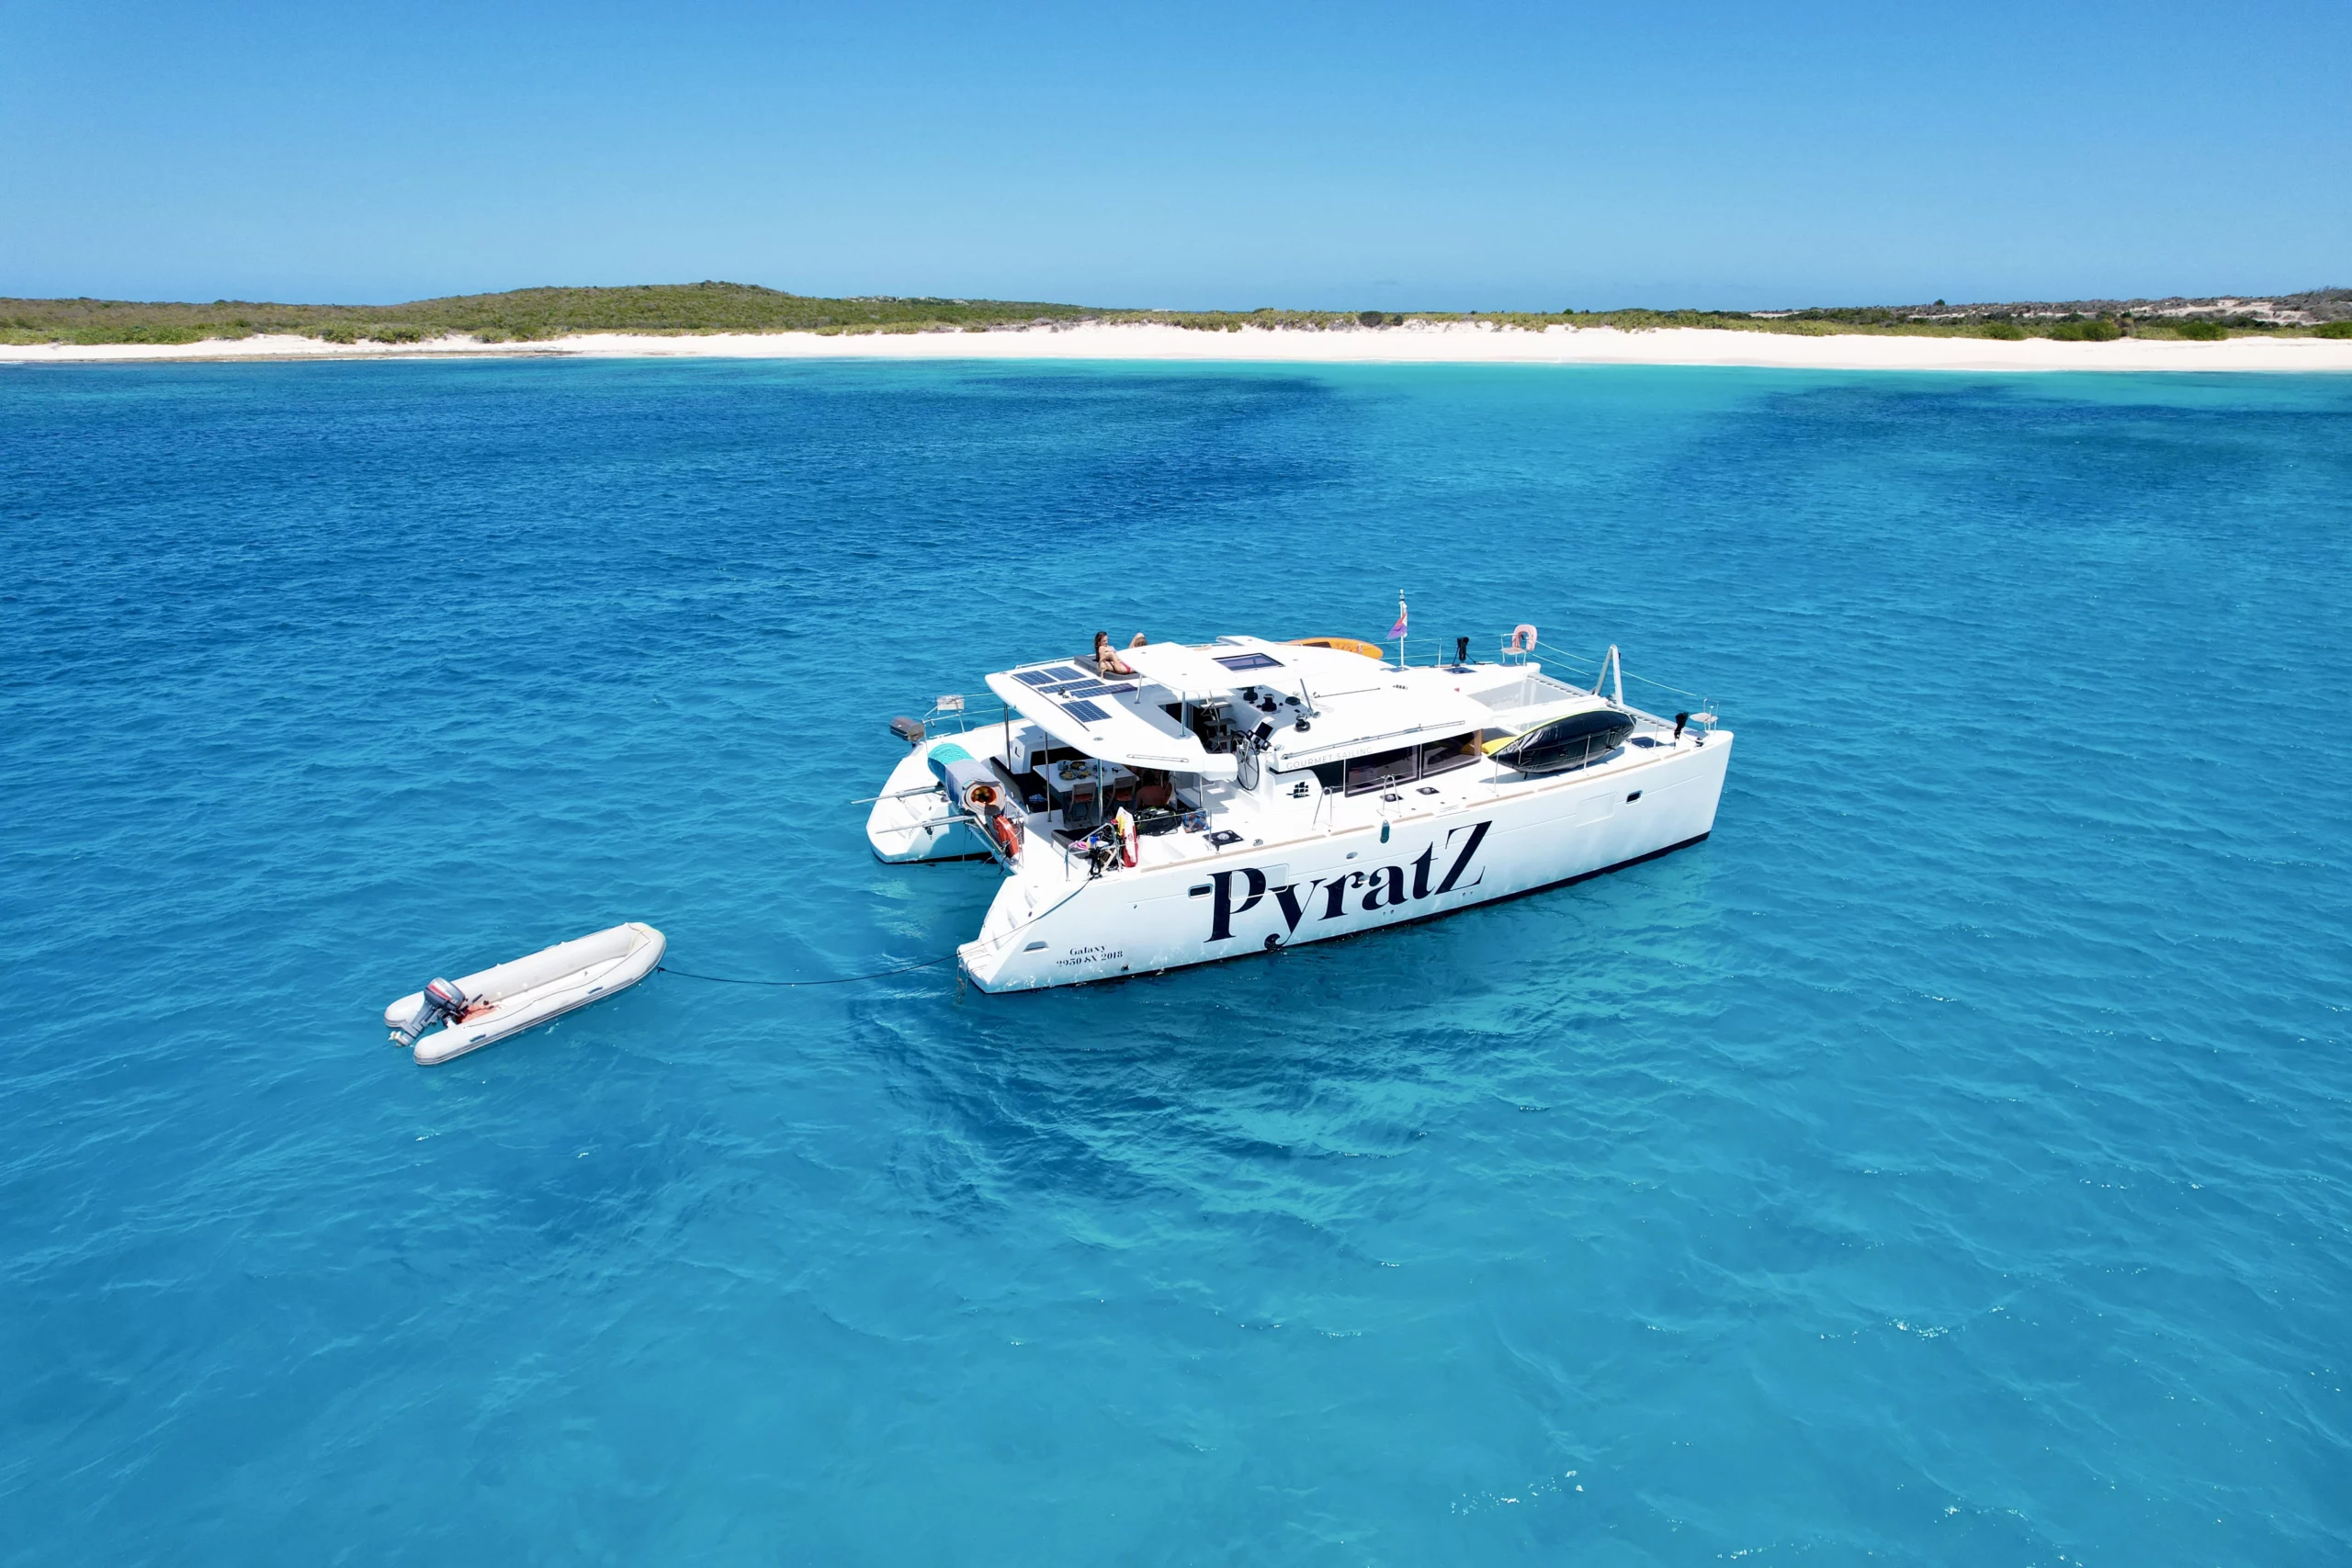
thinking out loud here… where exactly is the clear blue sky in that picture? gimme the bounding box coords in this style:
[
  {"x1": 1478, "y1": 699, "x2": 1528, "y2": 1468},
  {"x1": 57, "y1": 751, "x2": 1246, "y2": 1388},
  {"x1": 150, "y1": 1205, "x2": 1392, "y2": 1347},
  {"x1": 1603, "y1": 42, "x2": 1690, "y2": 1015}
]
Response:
[{"x1": 3, "y1": 0, "x2": 2345, "y2": 310}]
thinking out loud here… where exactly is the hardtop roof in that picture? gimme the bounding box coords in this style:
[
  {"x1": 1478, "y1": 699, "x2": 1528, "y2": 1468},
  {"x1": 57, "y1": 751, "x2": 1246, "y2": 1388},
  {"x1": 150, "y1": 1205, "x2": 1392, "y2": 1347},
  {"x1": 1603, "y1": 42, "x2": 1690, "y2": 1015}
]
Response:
[
  {"x1": 1115, "y1": 636, "x2": 1393, "y2": 700},
  {"x1": 982, "y1": 669, "x2": 1239, "y2": 778},
  {"x1": 1264, "y1": 670, "x2": 1500, "y2": 771},
  {"x1": 982, "y1": 637, "x2": 1595, "y2": 777}
]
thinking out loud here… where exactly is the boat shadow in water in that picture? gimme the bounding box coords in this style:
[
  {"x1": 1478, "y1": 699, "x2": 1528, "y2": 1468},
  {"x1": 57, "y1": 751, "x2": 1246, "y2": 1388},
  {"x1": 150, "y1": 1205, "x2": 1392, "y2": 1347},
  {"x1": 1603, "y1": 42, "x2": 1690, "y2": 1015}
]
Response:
[
  {"x1": 863, "y1": 846, "x2": 1728, "y2": 1224},
  {"x1": 398, "y1": 990, "x2": 718, "y2": 1260}
]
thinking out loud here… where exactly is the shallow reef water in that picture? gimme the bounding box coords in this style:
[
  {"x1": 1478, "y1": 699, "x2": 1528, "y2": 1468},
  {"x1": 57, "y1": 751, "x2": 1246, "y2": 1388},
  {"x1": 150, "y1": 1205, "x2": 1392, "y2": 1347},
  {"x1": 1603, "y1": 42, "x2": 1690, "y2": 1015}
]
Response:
[{"x1": 2, "y1": 357, "x2": 2348, "y2": 1564}]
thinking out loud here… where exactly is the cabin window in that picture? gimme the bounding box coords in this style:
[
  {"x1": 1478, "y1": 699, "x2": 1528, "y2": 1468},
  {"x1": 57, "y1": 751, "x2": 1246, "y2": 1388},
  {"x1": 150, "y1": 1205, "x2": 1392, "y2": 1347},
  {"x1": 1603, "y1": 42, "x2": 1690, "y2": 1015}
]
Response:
[
  {"x1": 1419, "y1": 733, "x2": 1480, "y2": 777},
  {"x1": 1345, "y1": 745, "x2": 1419, "y2": 795}
]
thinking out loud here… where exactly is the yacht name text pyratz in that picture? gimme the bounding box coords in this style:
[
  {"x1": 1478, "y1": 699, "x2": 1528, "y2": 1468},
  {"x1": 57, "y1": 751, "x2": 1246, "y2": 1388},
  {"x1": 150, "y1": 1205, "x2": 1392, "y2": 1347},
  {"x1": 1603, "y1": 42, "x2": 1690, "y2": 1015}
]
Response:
[{"x1": 1207, "y1": 819, "x2": 1490, "y2": 942}]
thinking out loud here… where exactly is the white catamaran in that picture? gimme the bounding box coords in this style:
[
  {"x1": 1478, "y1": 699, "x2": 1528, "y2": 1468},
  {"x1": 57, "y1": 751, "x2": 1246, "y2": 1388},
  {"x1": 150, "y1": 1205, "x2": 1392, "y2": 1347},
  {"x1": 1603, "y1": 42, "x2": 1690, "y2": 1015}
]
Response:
[{"x1": 865, "y1": 631, "x2": 1731, "y2": 992}]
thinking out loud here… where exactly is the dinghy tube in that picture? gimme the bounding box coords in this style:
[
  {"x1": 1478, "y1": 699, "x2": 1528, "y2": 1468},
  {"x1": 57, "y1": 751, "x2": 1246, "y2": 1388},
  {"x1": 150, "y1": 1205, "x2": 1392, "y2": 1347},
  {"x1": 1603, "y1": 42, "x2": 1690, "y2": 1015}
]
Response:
[{"x1": 383, "y1": 921, "x2": 666, "y2": 1066}]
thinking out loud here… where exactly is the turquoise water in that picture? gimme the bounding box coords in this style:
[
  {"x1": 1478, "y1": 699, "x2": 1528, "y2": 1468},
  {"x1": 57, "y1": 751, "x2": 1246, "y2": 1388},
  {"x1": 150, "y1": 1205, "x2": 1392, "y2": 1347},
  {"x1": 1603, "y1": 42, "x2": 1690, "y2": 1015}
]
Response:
[{"x1": 4, "y1": 359, "x2": 2348, "y2": 1564}]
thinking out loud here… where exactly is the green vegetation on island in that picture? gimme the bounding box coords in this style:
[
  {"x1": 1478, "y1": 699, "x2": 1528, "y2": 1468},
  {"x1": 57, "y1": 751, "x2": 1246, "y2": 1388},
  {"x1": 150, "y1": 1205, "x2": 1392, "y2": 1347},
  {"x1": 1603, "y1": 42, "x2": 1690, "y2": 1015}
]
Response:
[
  {"x1": 3, "y1": 282, "x2": 2346, "y2": 348},
  {"x1": 0, "y1": 283, "x2": 1103, "y2": 346}
]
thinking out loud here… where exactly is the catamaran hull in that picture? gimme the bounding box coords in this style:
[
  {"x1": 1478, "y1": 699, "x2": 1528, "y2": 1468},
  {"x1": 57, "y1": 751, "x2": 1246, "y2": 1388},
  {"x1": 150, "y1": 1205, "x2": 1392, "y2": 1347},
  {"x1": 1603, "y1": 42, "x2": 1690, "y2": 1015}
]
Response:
[
  {"x1": 866, "y1": 741, "x2": 998, "y2": 863},
  {"x1": 957, "y1": 731, "x2": 1731, "y2": 992}
]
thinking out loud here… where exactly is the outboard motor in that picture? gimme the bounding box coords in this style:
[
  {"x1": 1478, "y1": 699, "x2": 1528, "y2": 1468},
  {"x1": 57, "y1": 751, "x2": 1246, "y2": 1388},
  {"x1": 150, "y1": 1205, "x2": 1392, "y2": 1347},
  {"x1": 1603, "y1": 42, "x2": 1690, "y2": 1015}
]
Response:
[{"x1": 390, "y1": 976, "x2": 469, "y2": 1047}]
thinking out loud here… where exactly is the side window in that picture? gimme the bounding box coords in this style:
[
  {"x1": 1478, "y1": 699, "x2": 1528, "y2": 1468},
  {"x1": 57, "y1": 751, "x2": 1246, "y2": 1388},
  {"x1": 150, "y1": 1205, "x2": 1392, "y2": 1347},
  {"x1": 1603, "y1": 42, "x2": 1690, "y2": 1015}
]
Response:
[
  {"x1": 1419, "y1": 733, "x2": 1480, "y2": 776},
  {"x1": 1345, "y1": 745, "x2": 1419, "y2": 795}
]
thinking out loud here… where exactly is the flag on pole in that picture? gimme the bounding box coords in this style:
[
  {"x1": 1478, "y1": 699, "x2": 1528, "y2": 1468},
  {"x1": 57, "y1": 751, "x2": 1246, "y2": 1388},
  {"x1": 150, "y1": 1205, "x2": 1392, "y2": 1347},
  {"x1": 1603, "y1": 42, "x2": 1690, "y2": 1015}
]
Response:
[{"x1": 1386, "y1": 593, "x2": 1408, "y2": 641}]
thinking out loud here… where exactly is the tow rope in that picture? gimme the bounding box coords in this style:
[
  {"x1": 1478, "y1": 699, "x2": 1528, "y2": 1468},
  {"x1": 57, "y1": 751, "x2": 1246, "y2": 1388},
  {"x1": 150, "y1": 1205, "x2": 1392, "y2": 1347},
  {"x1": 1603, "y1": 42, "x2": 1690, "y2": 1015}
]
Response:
[
  {"x1": 652, "y1": 879, "x2": 1089, "y2": 990},
  {"x1": 656, "y1": 953, "x2": 957, "y2": 988}
]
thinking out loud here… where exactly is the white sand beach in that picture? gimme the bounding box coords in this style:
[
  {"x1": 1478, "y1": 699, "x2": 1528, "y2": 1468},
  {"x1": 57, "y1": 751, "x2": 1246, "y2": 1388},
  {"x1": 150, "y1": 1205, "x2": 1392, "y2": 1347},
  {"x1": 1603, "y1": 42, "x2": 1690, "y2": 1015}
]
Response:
[{"x1": 7, "y1": 321, "x2": 2351, "y2": 373}]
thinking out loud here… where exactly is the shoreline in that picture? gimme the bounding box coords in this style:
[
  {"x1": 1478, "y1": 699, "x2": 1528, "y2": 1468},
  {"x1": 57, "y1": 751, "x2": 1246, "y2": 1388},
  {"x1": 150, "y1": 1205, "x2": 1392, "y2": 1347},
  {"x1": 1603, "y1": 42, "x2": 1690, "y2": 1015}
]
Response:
[{"x1": 6, "y1": 321, "x2": 2351, "y2": 373}]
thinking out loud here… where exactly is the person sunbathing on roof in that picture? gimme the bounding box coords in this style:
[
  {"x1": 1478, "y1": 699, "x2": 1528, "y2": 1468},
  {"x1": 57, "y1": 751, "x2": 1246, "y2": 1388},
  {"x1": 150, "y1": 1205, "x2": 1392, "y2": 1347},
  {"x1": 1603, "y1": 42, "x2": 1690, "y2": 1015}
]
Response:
[{"x1": 1093, "y1": 630, "x2": 1136, "y2": 676}]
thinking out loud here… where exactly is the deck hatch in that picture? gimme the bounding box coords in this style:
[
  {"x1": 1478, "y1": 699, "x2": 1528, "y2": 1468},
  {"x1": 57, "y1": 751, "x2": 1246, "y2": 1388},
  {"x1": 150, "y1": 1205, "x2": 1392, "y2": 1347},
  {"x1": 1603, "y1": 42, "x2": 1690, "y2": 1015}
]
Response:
[{"x1": 1213, "y1": 652, "x2": 1283, "y2": 671}]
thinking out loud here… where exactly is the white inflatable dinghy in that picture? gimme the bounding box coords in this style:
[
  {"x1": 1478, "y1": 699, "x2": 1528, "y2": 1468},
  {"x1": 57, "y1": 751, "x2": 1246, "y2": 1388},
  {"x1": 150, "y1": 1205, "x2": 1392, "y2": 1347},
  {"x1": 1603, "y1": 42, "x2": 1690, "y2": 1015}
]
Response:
[{"x1": 384, "y1": 922, "x2": 665, "y2": 1066}]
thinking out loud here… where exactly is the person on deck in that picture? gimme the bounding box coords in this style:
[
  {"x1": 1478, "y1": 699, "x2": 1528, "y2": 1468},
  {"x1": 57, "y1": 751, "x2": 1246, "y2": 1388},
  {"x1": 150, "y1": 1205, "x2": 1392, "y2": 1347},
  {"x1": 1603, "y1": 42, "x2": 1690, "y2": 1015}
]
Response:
[{"x1": 1093, "y1": 631, "x2": 1136, "y2": 676}]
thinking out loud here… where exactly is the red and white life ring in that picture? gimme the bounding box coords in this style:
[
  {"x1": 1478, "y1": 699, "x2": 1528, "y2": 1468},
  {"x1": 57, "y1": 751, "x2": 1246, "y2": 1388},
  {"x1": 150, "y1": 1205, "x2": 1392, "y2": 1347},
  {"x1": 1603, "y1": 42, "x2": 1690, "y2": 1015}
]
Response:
[
  {"x1": 1116, "y1": 807, "x2": 1139, "y2": 868},
  {"x1": 991, "y1": 815, "x2": 1022, "y2": 860},
  {"x1": 1510, "y1": 624, "x2": 1538, "y2": 653}
]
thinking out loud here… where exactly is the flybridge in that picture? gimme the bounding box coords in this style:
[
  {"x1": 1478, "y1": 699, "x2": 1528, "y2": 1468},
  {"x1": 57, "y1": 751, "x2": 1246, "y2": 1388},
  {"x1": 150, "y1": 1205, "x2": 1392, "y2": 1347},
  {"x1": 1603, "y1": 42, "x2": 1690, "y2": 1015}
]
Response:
[
  {"x1": 1113, "y1": 639, "x2": 1318, "y2": 695},
  {"x1": 866, "y1": 628, "x2": 1734, "y2": 991},
  {"x1": 985, "y1": 635, "x2": 1510, "y2": 780}
]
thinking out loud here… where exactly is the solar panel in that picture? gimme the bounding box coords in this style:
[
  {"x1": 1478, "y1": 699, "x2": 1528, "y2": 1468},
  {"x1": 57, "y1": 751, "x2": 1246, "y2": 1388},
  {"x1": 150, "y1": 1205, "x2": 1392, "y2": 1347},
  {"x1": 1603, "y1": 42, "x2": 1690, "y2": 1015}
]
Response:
[
  {"x1": 1014, "y1": 670, "x2": 1060, "y2": 687},
  {"x1": 1046, "y1": 664, "x2": 1088, "y2": 682},
  {"x1": 1016, "y1": 664, "x2": 1092, "y2": 686},
  {"x1": 1214, "y1": 652, "x2": 1283, "y2": 671},
  {"x1": 1059, "y1": 699, "x2": 1109, "y2": 723},
  {"x1": 1061, "y1": 680, "x2": 1138, "y2": 699}
]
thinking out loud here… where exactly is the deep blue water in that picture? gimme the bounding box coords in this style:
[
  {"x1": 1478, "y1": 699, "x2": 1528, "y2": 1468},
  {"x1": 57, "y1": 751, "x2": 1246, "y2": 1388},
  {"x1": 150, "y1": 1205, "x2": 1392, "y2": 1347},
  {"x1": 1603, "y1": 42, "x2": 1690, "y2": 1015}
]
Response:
[{"x1": 4, "y1": 357, "x2": 2348, "y2": 1565}]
